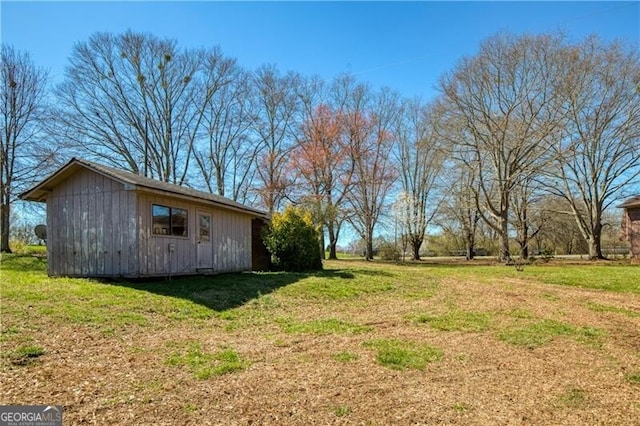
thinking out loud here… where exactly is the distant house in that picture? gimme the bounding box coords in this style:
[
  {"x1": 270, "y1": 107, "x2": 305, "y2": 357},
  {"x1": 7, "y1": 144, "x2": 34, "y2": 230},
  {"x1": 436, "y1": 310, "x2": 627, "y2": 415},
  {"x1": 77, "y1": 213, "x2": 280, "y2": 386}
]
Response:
[
  {"x1": 20, "y1": 158, "x2": 270, "y2": 277},
  {"x1": 619, "y1": 195, "x2": 640, "y2": 264}
]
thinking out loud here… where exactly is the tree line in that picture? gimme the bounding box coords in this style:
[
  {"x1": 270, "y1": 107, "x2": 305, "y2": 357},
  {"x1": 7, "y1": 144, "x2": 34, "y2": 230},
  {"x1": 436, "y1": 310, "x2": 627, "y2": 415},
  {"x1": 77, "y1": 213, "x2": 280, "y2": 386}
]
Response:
[{"x1": 2, "y1": 31, "x2": 639, "y2": 261}]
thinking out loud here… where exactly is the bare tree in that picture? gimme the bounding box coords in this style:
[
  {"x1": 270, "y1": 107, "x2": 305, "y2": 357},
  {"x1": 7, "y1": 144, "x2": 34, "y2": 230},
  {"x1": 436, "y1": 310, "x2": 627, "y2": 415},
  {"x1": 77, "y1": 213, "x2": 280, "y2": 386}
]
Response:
[
  {"x1": 438, "y1": 33, "x2": 566, "y2": 262},
  {"x1": 251, "y1": 65, "x2": 301, "y2": 214},
  {"x1": 395, "y1": 99, "x2": 445, "y2": 260},
  {"x1": 546, "y1": 37, "x2": 640, "y2": 259},
  {"x1": 193, "y1": 61, "x2": 258, "y2": 203},
  {"x1": 434, "y1": 106, "x2": 483, "y2": 260},
  {"x1": 438, "y1": 162, "x2": 482, "y2": 260},
  {"x1": 343, "y1": 83, "x2": 400, "y2": 260},
  {"x1": 1, "y1": 45, "x2": 51, "y2": 252},
  {"x1": 55, "y1": 31, "x2": 224, "y2": 184},
  {"x1": 531, "y1": 196, "x2": 587, "y2": 255},
  {"x1": 511, "y1": 173, "x2": 545, "y2": 259}
]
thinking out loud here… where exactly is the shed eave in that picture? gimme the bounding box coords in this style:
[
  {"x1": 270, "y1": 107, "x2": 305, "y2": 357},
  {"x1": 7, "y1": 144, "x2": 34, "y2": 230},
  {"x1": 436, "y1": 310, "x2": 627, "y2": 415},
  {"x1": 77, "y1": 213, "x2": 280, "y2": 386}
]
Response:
[
  {"x1": 19, "y1": 157, "x2": 269, "y2": 219},
  {"x1": 20, "y1": 188, "x2": 50, "y2": 203},
  {"x1": 134, "y1": 186, "x2": 267, "y2": 218},
  {"x1": 19, "y1": 158, "x2": 131, "y2": 202}
]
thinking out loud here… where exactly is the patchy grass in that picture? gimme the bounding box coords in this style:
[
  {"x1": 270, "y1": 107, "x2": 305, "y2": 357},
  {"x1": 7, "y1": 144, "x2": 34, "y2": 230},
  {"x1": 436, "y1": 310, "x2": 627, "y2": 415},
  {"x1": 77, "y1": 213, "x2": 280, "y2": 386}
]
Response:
[
  {"x1": 523, "y1": 266, "x2": 640, "y2": 293},
  {"x1": 278, "y1": 317, "x2": 372, "y2": 335},
  {"x1": 277, "y1": 270, "x2": 396, "y2": 300},
  {"x1": 0, "y1": 326, "x2": 21, "y2": 342},
  {"x1": 332, "y1": 351, "x2": 359, "y2": 363},
  {"x1": 555, "y1": 387, "x2": 588, "y2": 408},
  {"x1": 363, "y1": 338, "x2": 443, "y2": 370},
  {"x1": 414, "y1": 310, "x2": 492, "y2": 332},
  {"x1": 2, "y1": 254, "x2": 639, "y2": 424},
  {"x1": 452, "y1": 402, "x2": 470, "y2": 412},
  {"x1": 166, "y1": 342, "x2": 249, "y2": 379},
  {"x1": 419, "y1": 261, "x2": 639, "y2": 293},
  {"x1": 3, "y1": 344, "x2": 45, "y2": 366},
  {"x1": 498, "y1": 319, "x2": 607, "y2": 349},
  {"x1": 540, "y1": 292, "x2": 562, "y2": 302},
  {"x1": 332, "y1": 405, "x2": 352, "y2": 417},
  {"x1": 506, "y1": 308, "x2": 536, "y2": 319},
  {"x1": 626, "y1": 372, "x2": 640, "y2": 385},
  {"x1": 586, "y1": 301, "x2": 640, "y2": 318},
  {"x1": 182, "y1": 402, "x2": 199, "y2": 414}
]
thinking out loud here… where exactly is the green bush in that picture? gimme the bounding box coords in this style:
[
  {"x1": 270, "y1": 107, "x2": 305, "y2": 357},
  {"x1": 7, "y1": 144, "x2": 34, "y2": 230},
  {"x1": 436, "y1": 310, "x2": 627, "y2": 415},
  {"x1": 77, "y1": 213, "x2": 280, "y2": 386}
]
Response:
[
  {"x1": 378, "y1": 241, "x2": 400, "y2": 261},
  {"x1": 262, "y1": 205, "x2": 323, "y2": 272}
]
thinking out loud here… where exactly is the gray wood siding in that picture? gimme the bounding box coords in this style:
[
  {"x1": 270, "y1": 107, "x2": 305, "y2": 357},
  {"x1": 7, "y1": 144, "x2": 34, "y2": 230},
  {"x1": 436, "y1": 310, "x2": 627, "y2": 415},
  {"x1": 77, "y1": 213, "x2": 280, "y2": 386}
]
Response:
[
  {"x1": 212, "y1": 208, "x2": 252, "y2": 272},
  {"x1": 46, "y1": 169, "x2": 138, "y2": 277},
  {"x1": 44, "y1": 168, "x2": 254, "y2": 277},
  {"x1": 138, "y1": 194, "x2": 195, "y2": 275},
  {"x1": 138, "y1": 193, "x2": 252, "y2": 275}
]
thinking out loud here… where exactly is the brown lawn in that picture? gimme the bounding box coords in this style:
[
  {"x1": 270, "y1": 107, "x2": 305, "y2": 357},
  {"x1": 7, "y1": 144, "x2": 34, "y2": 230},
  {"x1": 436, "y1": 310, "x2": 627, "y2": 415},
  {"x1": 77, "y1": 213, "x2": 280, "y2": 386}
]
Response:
[{"x1": 1, "y1": 257, "x2": 639, "y2": 424}]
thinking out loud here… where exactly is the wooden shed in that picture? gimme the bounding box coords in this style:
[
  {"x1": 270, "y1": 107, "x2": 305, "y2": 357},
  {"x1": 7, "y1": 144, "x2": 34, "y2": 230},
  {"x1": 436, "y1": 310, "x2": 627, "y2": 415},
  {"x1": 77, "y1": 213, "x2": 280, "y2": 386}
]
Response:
[
  {"x1": 619, "y1": 195, "x2": 640, "y2": 264},
  {"x1": 20, "y1": 158, "x2": 270, "y2": 277}
]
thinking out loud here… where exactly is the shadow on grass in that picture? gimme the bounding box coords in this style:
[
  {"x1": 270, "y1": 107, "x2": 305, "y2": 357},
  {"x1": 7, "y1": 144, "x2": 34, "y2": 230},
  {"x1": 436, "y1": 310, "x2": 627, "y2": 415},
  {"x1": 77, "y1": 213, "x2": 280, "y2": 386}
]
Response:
[
  {"x1": 0, "y1": 254, "x2": 48, "y2": 272},
  {"x1": 329, "y1": 259, "x2": 502, "y2": 275},
  {"x1": 103, "y1": 268, "x2": 355, "y2": 312},
  {"x1": 341, "y1": 268, "x2": 394, "y2": 277},
  {"x1": 2, "y1": 254, "x2": 364, "y2": 312}
]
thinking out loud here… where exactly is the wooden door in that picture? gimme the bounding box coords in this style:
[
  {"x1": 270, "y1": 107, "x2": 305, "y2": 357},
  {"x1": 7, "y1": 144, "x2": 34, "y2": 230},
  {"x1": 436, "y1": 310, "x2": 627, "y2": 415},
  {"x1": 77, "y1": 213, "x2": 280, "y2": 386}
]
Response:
[{"x1": 197, "y1": 211, "x2": 213, "y2": 269}]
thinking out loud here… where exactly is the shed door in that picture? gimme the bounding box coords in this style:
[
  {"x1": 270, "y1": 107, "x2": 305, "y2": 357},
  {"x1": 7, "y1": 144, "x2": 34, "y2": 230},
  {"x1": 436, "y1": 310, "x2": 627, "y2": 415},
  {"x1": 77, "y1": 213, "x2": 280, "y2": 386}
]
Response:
[{"x1": 197, "y1": 211, "x2": 213, "y2": 269}]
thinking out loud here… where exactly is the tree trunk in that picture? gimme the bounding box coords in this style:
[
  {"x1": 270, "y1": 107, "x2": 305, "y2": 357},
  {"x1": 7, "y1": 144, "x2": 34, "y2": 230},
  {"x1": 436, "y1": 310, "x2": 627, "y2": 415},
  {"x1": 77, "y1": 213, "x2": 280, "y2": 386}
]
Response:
[
  {"x1": 465, "y1": 231, "x2": 475, "y2": 260},
  {"x1": 516, "y1": 222, "x2": 529, "y2": 260},
  {"x1": 328, "y1": 244, "x2": 337, "y2": 260},
  {"x1": 411, "y1": 235, "x2": 422, "y2": 261},
  {"x1": 0, "y1": 202, "x2": 12, "y2": 253},
  {"x1": 499, "y1": 211, "x2": 511, "y2": 263},
  {"x1": 327, "y1": 222, "x2": 338, "y2": 260},
  {"x1": 366, "y1": 231, "x2": 374, "y2": 261},
  {"x1": 466, "y1": 245, "x2": 475, "y2": 261},
  {"x1": 587, "y1": 239, "x2": 598, "y2": 260},
  {"x1": 587, "y1": 222, "x2": 605, "y2": 260},
  {"x1": 319, "y1": 229, "x2": 326, "y2": 260},
  {"x1": 412, "y1": 242, "x2": 421, "y2": 261}
]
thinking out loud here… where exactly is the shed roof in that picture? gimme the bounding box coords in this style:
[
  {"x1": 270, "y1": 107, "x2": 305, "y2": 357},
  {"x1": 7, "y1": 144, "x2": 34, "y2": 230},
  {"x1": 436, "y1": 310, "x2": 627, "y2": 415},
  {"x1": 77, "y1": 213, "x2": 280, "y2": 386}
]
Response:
[
  {"x1": 20, "y1": 157, "x2": 268, "y2": 218},
  {"x1": 619, "y1": 195, "x2": 640, "y2": 209}
]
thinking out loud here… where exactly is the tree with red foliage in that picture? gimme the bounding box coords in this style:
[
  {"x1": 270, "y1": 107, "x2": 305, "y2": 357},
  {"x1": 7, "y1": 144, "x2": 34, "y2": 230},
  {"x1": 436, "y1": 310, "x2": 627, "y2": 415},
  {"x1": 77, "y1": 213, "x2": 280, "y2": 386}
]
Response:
[{"x1": 290, "y1": 104, "x2": 353, "y2": 259}]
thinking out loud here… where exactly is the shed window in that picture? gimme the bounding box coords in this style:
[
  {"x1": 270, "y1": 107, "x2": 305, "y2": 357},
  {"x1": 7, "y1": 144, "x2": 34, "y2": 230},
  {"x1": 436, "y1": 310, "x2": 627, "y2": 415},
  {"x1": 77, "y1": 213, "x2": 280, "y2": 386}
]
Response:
[{"x1": 152, "y1": 204, "x2": 188, "y2": 237}]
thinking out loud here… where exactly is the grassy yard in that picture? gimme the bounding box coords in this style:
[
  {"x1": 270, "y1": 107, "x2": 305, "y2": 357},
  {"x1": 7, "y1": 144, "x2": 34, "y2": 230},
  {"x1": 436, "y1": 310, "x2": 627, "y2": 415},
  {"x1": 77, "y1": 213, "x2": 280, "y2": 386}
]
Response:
[{"x1": 1, "y1": 255, "x2": 639, "y2": 424}]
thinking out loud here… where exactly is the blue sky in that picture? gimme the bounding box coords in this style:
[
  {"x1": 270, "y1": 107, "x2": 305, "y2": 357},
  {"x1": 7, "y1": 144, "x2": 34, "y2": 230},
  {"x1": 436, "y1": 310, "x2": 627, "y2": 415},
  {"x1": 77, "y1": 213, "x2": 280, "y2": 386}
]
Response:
[{"x1": 2, "y1": 1, "x2": 639, "y2": 100}]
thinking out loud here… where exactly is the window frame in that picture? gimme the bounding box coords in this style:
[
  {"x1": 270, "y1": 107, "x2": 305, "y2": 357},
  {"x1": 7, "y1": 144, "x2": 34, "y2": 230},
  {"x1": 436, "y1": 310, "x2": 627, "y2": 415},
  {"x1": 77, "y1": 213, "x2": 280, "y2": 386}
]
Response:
[{"x1": 152, "y1": 203, "x2": 189, "y2": 238}]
